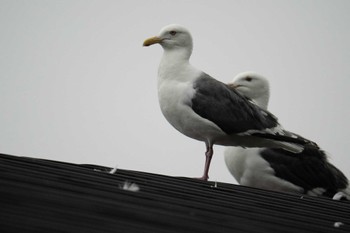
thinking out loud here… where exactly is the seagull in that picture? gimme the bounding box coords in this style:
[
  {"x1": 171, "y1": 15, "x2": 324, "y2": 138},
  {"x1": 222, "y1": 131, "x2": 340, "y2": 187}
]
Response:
[
  {"x1": 143, "y1": 24, "x2": 314, "y2": 181},
  {"x1": 224, "y1": 71, "x2": 350, "y2": 200}
]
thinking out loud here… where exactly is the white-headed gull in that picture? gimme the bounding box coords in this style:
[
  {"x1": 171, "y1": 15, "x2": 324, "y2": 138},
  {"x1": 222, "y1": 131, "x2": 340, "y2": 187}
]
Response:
[
  {"x1": 224, "y1": 71, "x2": 349, "y2": 199},
  {"x1": 143, "y1": 25, "x2": 315, "y2": 181}
]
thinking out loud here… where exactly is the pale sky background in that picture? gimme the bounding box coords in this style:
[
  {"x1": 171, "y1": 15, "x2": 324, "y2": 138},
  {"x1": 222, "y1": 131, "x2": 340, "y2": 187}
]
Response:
[{"x1": 1, "y1": 0, "x2": 349, "y2": 184}]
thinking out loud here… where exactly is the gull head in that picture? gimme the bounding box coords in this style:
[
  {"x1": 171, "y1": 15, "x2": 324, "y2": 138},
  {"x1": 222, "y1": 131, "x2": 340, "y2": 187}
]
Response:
[
  {"x1": 143, "y1": 24, "x2": 193, "y2": 53},
  {"x1": 228, "y1": 71, "x2": 270, "y2": 109}
]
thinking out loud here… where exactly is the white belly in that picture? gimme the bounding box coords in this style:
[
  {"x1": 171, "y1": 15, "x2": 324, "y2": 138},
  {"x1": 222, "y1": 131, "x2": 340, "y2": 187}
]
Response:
[
  {"x1": 224, "y1": 147, "x2": 303, "y2": 193},
  {"x1": 158, "y1": 80, "x2": 225, "y2": 143}
]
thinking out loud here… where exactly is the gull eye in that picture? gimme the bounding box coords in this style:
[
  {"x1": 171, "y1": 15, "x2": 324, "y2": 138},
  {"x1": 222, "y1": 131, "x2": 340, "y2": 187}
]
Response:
[
  {"x1": 169, "y1": 30, "x2": 177, "y2": 36},
  {"x1": 245, "y1": 76, "x2": 252, "y2": 82}
]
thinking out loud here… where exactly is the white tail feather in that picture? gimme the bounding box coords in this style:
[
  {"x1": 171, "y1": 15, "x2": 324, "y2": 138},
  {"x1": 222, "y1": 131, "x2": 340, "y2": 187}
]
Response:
[{"x1": 333, "y1": 186, "x2": 350, "y2": 200}]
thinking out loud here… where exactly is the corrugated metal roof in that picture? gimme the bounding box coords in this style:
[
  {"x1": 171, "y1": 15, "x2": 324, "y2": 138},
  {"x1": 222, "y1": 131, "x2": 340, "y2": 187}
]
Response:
[{"x1": 1, "y1": 153, "x2": 349, "y2": 233}]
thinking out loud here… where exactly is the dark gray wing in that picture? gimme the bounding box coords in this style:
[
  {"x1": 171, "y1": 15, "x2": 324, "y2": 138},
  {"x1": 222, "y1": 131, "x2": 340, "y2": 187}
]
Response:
[
  {"x1": 251, "y1": 130, "x2": 319, "y2": 147},
  {"x1": 191, "y1": 73, "x2": 280, "y2": 134},
  {"x1": 260, "y1": 147, "x2": 349, "y2": 197}
]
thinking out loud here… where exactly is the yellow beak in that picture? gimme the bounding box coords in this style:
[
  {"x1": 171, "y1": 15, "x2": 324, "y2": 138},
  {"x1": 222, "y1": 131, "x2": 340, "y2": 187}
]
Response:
[{"x1": 143, "y1": 36, "x2": 162, "y2": 46}]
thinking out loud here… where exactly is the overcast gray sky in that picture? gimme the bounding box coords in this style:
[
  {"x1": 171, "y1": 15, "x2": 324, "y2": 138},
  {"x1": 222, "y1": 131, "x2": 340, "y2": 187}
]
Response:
[{"x1": 1, "y1": 0, "x2": 349, "y2": 183}]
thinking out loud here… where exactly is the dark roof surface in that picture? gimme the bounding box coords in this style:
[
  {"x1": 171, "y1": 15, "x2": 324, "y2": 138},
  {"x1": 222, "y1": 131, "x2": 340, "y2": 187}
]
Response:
[{"x1": 1, "y1": 153, "x2": 349, "y2": 233}]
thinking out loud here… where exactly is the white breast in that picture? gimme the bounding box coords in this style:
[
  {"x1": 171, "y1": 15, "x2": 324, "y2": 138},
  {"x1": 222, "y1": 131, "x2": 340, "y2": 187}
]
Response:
[{"x1": 157, "y1": 61, "x2": 225, "y2": 143}]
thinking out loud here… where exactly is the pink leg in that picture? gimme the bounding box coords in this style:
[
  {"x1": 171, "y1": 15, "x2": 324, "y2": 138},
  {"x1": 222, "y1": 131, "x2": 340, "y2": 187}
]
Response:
[{"x1": 199, "y1": 144, "x2": 213, "y2": 181}]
